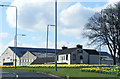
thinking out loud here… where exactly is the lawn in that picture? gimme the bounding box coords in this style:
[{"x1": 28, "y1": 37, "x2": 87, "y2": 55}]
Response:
[{"x1": 3, "y1": 67, "x2": 119, "y2": 78}]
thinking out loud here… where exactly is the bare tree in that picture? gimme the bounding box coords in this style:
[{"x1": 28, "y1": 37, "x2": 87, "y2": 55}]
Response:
[{"x1": 84, "y1": 2, "x2": 120, "y2": 65}]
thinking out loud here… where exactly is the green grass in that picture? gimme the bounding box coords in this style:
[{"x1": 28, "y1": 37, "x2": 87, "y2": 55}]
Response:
[{"x1": 3, "y1": 67, "x2": 119, "y2": 78}]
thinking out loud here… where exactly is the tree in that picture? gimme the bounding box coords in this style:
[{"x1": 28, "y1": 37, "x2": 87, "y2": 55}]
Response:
[{"x1": 84, "y1": 2, "x2": 120, "y2": 65}]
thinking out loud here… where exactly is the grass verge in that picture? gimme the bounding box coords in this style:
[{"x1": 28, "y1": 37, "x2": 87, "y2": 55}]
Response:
[{"x1": 3, "y1": 67, "x2": 119, "y2": 78}]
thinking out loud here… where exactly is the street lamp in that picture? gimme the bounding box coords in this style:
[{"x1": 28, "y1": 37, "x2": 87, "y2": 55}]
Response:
[
  {"x1": 14, "y1": 34, "x2": 26, "y2": 68},
  {"x1": 17, "y1": 34, "x2": 26, "y2": 36},
  {"x1": 0, "y1": 4, "x2": 17, "y2": 69},
  {"x1": 55, "y1": 0, "x2": 57, "y2": 71},
  {"x1": 46, "y1": 25, "x2": 55, "y2": 64},
  {"x1": 16, "y1": 34, "x2": 26, "y2": 66}
]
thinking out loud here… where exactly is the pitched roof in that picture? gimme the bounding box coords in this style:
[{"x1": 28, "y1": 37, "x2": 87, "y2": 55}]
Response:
[
  {"x1": 31, "y1": 57, "x2": 55, "y2": 64},
  {"x1": 99, "y1": 51, "x2": 112, "y2": 58},
  {"x1": 84, "y1": 49, "x2": 99, "y2": 55},
  {"x1": 9, "y1": 47, "x2": 61, "y2": 57},
  {"x1": 57, "y1": 48, "x2": 99, "y2": 55},
  {"x1": 57, "y1": 48, "x2": 76, "y2": 54}
]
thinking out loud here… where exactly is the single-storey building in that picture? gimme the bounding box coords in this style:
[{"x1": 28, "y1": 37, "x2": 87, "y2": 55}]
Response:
[
  {"x1": 0, "y1": 45, "x2": 114, "y2": 66},
  {"x1": 0, "y1": 47, "x2": 61, "y2": 66},
  {"x1": 57, "y1": 45, "x2": 99, "y2": 64},
  {"x1": 99, "y1": 51, "x2": 113, "y2": 65}
]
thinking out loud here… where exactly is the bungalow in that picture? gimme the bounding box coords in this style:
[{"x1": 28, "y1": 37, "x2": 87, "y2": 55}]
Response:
[{"x1": 57, "y1": 45, "x2": 99, "y2": 64}]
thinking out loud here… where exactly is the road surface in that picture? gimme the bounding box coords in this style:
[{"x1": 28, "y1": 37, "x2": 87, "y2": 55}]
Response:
[{"x1": 1, "y1": 69, "x2": 61, "y2": 79}]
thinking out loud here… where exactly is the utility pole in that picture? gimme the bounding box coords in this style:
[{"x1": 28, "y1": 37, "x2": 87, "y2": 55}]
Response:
[
  {"x1": 0, "y1": 5, "x2": 17, "y2": 69},
  {"x1": 55, "y1": 0, "x2": 57, "y2": 71}
]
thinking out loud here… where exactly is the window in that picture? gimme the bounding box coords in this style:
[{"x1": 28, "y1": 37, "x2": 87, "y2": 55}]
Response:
[
  {"x1": 31, "y1": 59, "x2": 34, "y2": 62},
  {"x1": 73, "y1": 54, "x2": 76, "y2": 60},
  {"x1": 80, "y1": 55, "x2": 83, "y2": 63},
  {"x1": 26, "y1": 59, "x2": 28, "y2": 62},
  {"x1": 80, "y1": 55, "x2": 83, "y2": 59},
  {"x1": 21, "y1": 59, "x2": 23, "y2": 62},
  {"x1": 77, "y1": 50, "x2": 80, "y2": 52},
  {"x1": 57, "y1": 56, "x2": 58, "y2": 61},
  {"x1": 66, "y1": 55, "x2": 68, "y2": 60},
  {"x1": 60, "y1": 56, "x2": 65, "y2": 60},
  {"x1": 24, "y1": 59, "x2": 26, "y2": 62},
  {"x1": 29, "y1": 59, "x2": 31, "y2": 62}
]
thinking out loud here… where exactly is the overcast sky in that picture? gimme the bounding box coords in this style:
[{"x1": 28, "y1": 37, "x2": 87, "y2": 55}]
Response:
[{"x1": 0, "y1": 0, "x2": 119, "y2": 55}]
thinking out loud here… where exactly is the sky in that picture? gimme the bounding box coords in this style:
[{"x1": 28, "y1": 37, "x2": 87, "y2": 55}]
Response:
[{"x1": 0, "y1": 0, "x2": 119, "y2": 55}]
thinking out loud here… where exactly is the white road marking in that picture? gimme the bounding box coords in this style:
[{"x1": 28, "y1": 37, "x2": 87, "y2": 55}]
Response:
[
  {"x1": 67, "y1": 76, "x2": 69, "y2": 79},
  {"x1": 12, "y1": 72, "x2": 19, "y2": 78},
  {"x1": 16, "y1": 74, "x2": 18, "y2": 78}
]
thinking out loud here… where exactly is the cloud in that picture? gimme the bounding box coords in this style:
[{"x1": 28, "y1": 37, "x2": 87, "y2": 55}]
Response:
[
  {"x1": 5, "y1": 0, "x2": 118, "y2": 52},
  {"x1": 59, "y1": 3, "x2": 96, "y2": 39},
  {"x1": 59, "y1": 1, "x2": 119, "y2": 39},
  {"x1": 108, "y1": 0, "x2": 120, "y2": 3},
  {"x1": 6, "y1": 0, "x2": 55, "y2": 31},
  {"x1": 6, "y1": 0, "x2": 71, "y2": 32},
  {"x1": 0, "y1": 42, "x2": 5, "y2": 55},
  {"x1": 38, "y1": 41, "x2": 82, "y2": 49},
  {"x1": 0, "y1": 32, "x2": 11, "y2": 38},
  {"x1": 31, "y1": 36, "x2": 44, "y2": 41}
]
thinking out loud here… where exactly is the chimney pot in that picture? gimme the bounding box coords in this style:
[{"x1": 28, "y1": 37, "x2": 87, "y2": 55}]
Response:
[
  {"x1": 62, "y1": 46, "x2": 68, "y2": 50},
  {"x1": 77, "y1": 44, "x2": 82, "y2": 49}
]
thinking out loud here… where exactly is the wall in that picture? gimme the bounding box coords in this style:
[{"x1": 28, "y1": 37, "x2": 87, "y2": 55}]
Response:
[
  {"x1": 89, "y1": 55, "x2": 99, "y2": 64},
  {"x1": 20, "y1": 51, "x2": 37, "y2": 65},
  {"x1": 70, "y1": 48, "x2": 88, "y2": 64},
  {"x1": 0, "y1": 48, "x2": 19, "y2": 66},
  {"x1": 57, "y1": 54, "x2": 70, "y2": 64}
]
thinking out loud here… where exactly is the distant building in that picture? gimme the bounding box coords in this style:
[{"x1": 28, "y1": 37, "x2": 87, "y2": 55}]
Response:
[
  {"x1": 0, "y1": 47, "x2": 61, "y2": 66},
  {"x1": 57, "y1": 45, "x2": 99, "y2": 64},
  {"x1": 0, "y1": 45, "x2": 114, "y2": 66},
  {"x1": 99, "y1": 52, "x2": 113, "y2": 65}
]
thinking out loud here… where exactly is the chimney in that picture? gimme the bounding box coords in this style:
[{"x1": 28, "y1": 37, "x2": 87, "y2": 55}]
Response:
[
  {"x1": 62, "y1": 46, "x2": 68, "y2": 50},
  {"x1": 76, "y1": 44, "x2": 82, "y2": 49}
]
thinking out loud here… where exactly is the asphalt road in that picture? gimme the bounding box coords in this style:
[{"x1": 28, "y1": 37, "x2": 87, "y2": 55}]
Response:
[{"x1": 1, "y1": 69, "x2": 61, "y2": 79}]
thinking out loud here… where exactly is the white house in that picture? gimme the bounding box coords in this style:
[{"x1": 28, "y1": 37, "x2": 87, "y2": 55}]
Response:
[{"x1": 57, "y1": 45, "x2": 99, "y2": 64}]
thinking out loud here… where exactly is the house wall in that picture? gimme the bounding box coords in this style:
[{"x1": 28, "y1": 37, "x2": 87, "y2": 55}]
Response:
[
  {"x1": 89, "y1": 55, "x2": 99, "y2": 64},
  {"x1": 0, "y1": 48, "x2": 19, "y2": 66},
  {"x1": 70, "y1": 48, "x2": 89, "y2": 64},
  {"x1": 57, "y1": 54, "x2": 70, "y2": 64},
  {"x1": 20, "y1": 51, "x2": 37, "y2": 65},
  {"x1": 82, "y1": 50, "x2": 89, "y2": 64},
  {"x1": 57, "y1": 48, "x2": 100, "y2": 64}
]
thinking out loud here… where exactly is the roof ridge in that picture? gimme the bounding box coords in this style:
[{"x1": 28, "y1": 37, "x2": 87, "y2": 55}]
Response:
[
  {"x1": 9, "y1": 46, "x2": 62, "y2": 50},
  {"x1": 83, "y1": 49, "x2": 96, "y2": 51}
]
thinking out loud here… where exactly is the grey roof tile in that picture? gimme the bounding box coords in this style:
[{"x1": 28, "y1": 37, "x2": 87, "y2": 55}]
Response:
[{"x1": 9, "y1": 47, "x2": 61, "y2": 57}]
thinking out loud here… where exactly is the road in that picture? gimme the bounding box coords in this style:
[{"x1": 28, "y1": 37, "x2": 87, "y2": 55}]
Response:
[{"x1": 1, "y1": 69, "x2": 61, "y2": 79}]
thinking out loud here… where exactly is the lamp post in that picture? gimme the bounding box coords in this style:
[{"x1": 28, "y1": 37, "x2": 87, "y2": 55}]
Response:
[
  {"x1": 16, "y1": 34, "x2": 26, "y2": 66},
  {"x1": 55, "y1": 0, "x2": 57, "y2": 71},
  {"x1": 46, "y1": 25, "x2": 55, "y2": 64},
  {"x1": 0, "y1": 4, "x2": 17, "y2": 69}
]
